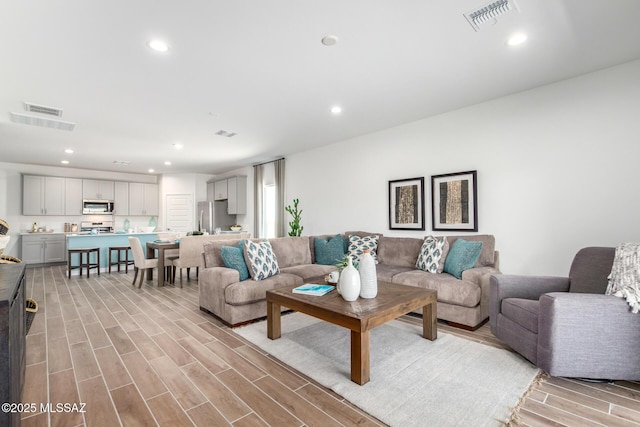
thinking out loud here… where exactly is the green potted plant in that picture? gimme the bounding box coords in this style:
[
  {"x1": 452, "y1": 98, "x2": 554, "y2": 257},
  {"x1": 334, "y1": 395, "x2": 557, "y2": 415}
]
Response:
[{"x1": 285, "y1": 198, "x2": 304, "y2": 237}]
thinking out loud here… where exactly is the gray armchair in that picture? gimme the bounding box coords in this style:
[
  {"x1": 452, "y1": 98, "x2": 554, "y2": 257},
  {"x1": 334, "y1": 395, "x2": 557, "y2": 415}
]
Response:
[{"x1": 490, "y1": 247, "x2": 640, "y2": 380}]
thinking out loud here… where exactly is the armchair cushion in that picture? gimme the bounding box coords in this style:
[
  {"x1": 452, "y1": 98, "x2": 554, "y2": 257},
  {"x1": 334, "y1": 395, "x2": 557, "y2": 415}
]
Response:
[{"x1": 501, "y1": 298, "x2": 539, "y2": 333}]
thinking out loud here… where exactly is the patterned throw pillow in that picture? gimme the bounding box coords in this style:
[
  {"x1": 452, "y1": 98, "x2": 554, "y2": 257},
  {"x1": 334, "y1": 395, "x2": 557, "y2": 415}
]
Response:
[
  {"x1": 348, "y1": 235, "x2": 380, "y2": 264},
  {"x1": 416, "y1": 236, "x2": 450, "y2": 274},
  {"x1": 314, "y1": 234, "x2": 345, "y2": 265},
  {"x1": 244, "y1": 240, "x2": 280, "y2": 281},
  {"x1": 221, "y1": 241, "x2": 250, "y2": 281},
  {"x1": 443, "y1": 238, "x2": 483, "y2": 280}
]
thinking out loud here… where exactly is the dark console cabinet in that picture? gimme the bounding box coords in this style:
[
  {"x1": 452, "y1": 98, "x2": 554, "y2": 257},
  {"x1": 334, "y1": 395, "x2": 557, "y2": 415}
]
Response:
[{"x1": 0, "y1": 263, "x2": 26, "y2": 427}]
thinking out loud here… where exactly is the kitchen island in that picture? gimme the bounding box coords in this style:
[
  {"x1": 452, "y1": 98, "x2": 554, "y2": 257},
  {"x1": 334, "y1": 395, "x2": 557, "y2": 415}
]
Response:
[{"x1": 67, "y1": 232, "x2": 158, "y2": 272}]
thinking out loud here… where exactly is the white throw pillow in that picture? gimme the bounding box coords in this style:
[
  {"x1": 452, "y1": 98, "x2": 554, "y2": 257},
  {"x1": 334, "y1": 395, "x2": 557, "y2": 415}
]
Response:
[
  {"x1": 416, "y1": 236, "x2": 449, "y2": 274},
  {"x1": 244, "y1": 240, "x2": 280, "y2": 280},
  {"x1": 348, "y1": 235, "x2": 380, "y2": 264}
]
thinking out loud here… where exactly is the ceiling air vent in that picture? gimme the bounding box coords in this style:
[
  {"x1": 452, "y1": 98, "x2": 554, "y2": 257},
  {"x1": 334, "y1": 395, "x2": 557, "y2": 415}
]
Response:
[
  {"x1": 215, "y1": 129, "x2": 237, "y2": 137},
  {"x1": 464, "y1": 0, "x2": 519, "y2": 31},
  {"x1": 24, "y1": 102, "x2": 63, "y2": 116},
  {"x1": 9, "y1": 112, "x2": 76, "y2": 131}
]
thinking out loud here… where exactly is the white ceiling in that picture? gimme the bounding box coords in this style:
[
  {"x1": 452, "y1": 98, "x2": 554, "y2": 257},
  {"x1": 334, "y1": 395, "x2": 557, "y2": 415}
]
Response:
[{"x1": 2, "y1": 0, "x2": 640, "y2": 175}]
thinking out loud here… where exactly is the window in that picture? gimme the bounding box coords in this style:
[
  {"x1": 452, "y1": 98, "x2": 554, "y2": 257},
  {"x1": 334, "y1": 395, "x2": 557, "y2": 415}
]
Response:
[{"x1": 263, "y1": 184, "x2": 276, "y2": 238}]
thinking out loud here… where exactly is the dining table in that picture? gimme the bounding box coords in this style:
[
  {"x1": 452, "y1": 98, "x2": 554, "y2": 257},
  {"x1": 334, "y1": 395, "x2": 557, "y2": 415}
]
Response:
[{"x1": 145, "y1": 240, "x2": 179, "y2": 287}]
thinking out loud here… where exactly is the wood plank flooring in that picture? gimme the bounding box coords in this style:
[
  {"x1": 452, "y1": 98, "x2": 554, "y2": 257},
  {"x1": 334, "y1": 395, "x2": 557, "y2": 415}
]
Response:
[{"x1": 20, "y1": 265, "x2": 640, "y2": 426}]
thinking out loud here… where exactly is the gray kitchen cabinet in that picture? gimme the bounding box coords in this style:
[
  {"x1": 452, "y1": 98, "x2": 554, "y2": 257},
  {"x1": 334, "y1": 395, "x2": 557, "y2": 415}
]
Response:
[
  {"x1": 21, "y1": 234, "x2": 66, "y2": 264},
  {"x1": 128, "y1": 183, "x2": 158, "y2": 216},
  {"x1": 83, "y1": 179, "x2": 115, "y2": 200},
  {"x1": 22, "y1": 175, "x2": 66, "y2": 215},
  {"x1": 213, "y1": 179, "x2": 228, "y2": 200},
  {"x1": 65, "y1": 178, "x2": 83, "y2": 215},
  {"x1": 114, "y1": 181, "x2": 129, "y2": 215},
  {"x1": 227, "y1": 176, "x2": 247, "y2": 214}
]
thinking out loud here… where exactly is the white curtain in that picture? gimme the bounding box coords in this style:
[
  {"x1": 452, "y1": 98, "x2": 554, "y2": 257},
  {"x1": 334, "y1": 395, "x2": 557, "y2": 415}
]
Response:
[
  {"x1": 253, "y1": 163, "x2": 264, "y2": 238},
  {"x1": 274, "y1": 158, "x2": 285, "y2": 237},
  {"x1": 253, "y1": 158, "x2": 285, "y2": 238}
]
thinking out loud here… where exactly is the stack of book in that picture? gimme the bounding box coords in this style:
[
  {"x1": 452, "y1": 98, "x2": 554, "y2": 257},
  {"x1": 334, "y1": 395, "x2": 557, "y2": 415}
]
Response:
[{"x1": 292, "y1": 284, "x2": 334, "y2": 296}]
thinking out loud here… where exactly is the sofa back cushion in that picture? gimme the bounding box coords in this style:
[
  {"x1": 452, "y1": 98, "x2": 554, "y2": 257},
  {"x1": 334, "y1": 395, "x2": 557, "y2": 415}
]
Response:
[
  {"x1": 446, "y1": 235, "x2": 495, "y2": 267},
  {"x1": 203, "y1": 239, "x2": 245, "y2": 267},
  {"x1": 377, "y1": 236, "x2": 423, "y2": 268},
  {"x1": 268, "y1": 237, "x2": 312, "y2": 268},
  {"x1": 569, "y1": 247, "x2": 615, "y2": 293}
]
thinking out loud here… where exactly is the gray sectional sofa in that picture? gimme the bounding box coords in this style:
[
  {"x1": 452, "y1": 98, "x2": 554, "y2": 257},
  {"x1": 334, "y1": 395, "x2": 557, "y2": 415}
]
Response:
[{"x1": 198, "y1": 233, "x2": 499, "y2": 329}]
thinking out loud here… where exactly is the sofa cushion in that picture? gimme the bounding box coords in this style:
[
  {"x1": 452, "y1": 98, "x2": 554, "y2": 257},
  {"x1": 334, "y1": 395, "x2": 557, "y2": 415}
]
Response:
[
  {"x1": 269, "y1": 237, "x2": 312, "y2": 268},
  {"x1": 280, "y1": 264, "x2": 336, "y2": 281},
  {"x1": 502, "y1": 298, "x2": 539, "y2": 334},
  {"x1": 392, "y1": 270, "x2": 481, "y2": 307},
  {"x1": 314, "y1": 234, "x2": 345, "y2": 265},
  {"x1": 444, "y1": 239, "x2": 483, "y2": 279},
  {"x1": 377, "y1": 236, "x2": 423, "y2": 268},
  {"x1": 376, "y1": 264, "x2": 415, "y2": 283},
  {"x1": 348, "y1": 234, "x2": 380, "y2": 264},
  {"x1": 225, "y1": 273, "x2": 303, "y2": 305},
  {"x1": 203, "y1": 239, "x2": 245, "y2": 268},
  {"x1": 416, "y1": 236, "x2": 449, "y2": 273},
  {"x1": 446, "y1": 235, "x2": 495, "y2": 267},
  {"x1": 221, "y1": 241, "x2": 250, "y2": 281},
  {"x1": 244, "y1": 240, "x2": 280, "y2": 281}
]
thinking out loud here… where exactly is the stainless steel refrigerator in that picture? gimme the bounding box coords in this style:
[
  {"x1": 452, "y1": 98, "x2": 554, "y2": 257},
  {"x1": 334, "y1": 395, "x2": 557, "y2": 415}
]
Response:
[{"x1": 197, "y1": 201, "x2": 235, "y2": 233}]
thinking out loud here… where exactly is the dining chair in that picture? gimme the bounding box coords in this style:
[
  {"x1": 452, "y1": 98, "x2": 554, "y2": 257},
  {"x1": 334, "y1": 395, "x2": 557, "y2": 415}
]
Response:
[
  {"x1": 128, "y1": 237, "x2": 158, "y2": 288},
  {"x1": 156, "y1": 232, "x2": 179, "y2": 283}
]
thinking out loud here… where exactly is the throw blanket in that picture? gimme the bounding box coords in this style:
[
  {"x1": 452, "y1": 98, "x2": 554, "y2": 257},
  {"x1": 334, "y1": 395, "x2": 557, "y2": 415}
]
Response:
[{"x1": 607, "y1": 242, "x2": 640, "y2": 313}]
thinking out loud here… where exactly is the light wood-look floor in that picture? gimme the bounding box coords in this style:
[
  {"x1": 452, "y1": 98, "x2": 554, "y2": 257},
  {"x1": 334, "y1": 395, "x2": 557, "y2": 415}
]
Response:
[{"x1": 21, "y1": 265, "x2": 640, "y2": 426}]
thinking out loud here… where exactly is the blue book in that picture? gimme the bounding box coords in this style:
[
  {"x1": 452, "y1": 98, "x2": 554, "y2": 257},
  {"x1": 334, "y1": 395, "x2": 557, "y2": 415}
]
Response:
[{"x1": 292, "y1": 283, "x2": 335, "y2": 296}]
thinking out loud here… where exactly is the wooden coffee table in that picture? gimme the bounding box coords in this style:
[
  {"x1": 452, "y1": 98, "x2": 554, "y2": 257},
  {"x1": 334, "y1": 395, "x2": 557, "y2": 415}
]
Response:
[{"x1": 266, "y1": 280, "x2": 437, "y2": 385}]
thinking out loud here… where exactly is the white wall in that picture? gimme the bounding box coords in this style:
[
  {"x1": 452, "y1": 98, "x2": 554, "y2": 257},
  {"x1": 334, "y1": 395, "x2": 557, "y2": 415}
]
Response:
[{"x1": 286, "y1": 59, "x2": 640, "y2": 276}]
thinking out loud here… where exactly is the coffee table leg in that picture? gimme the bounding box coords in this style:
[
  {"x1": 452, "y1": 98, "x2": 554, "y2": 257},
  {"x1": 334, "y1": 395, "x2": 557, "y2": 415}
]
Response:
[
  {"x1": 267, "y1": 300, "x2": 281, "y2": 340},
  {"x1": 423, "y1": 301, "x2": 437, "y2": 341},
  {"x1": 351, "y1": 330, "x2": 370, "y2": 385}
]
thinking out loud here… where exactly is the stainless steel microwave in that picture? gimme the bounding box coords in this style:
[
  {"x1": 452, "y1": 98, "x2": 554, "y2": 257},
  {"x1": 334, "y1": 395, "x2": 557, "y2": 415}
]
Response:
[{"x1": 82, "y1": 199, "x2": 115, "y2": 214}]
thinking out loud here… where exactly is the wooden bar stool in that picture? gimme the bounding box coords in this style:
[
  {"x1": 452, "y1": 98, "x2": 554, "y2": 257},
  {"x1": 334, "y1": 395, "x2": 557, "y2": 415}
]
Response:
[
  {"x1": 67, "y1": 247, "x2": 100, "y2": 278},
  {"x1": 108, "y1": 245, "x2": 133, "y2": 273}
]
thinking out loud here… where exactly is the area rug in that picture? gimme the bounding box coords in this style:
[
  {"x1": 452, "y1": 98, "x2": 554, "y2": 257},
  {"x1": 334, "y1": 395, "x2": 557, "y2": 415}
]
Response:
[{"x1": 235, "y1": 313, "x2": 539, "y2": 427}]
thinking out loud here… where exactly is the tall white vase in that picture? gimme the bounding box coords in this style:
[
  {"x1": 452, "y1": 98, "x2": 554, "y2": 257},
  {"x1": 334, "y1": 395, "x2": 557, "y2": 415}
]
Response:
[
  {"x1": 359, "y1": 249, "x2": 378, "y2": 298},
  {"x1": 338, "y1": 257, "x2": 360, "y2": 301}
]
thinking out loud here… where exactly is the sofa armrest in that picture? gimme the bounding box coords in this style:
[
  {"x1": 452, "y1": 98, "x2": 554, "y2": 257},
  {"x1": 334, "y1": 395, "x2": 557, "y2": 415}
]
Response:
[
  {"x1": 489, "y1": 274, "x2": 569, "y2": 333},
  {"x1": 538, "y1": 293, "x2": 640, "y2": 379},
  {"x1": 198, "y1": 266, "x2": 241, "y2": 314}
]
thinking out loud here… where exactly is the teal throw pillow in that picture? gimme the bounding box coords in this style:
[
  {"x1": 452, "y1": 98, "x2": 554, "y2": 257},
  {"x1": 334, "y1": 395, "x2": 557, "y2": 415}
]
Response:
[
  {"x1": 443, "y1": 238, "x2": 483, "y2": 279},
  {"x1": 221, "y1": 241, "x2": 250, "y2": 281},
  {"x1": 315, "y1": 234, "x2": 345, "y2": 265}
]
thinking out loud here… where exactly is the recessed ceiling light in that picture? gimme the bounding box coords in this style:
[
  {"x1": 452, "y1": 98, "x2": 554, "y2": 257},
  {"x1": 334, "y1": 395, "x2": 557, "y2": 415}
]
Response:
[
  {"x1": 148, "y1": 169, "x2": 155, "y2": 173},
  {"x1": 321, "y1": 35, "x2": 339, "y2": 46},
  {"x1": 164, "y1": 161, "x2": 171, "y2": 166},
  {"x1": 330, "y1": 106, "x2": 342, "y2": 114},
  {"x1": 507, "y1": 33, "x2": 527, "y2": 46},
  {"x1": 61, "y1": 160, "x2": 69, "y2": 164},
  {"x1": 173, "y1": 143, "x2": 183, "y2": 149},
  {"x1": 64, "y1": 148, "x2": 74, "y2": 154},
  {"x1": 148, "y1": 39, "x2": 169, "y2": 52}
]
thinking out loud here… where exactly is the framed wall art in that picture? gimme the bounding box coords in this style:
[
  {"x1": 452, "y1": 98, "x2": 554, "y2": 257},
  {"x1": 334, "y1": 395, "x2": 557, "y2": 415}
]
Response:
[
  {"x1": 388, "y1": 177, "x2": 425, "y2": 230},
  {"x1": 431, "y1": 170, "x2": 477, "y2": 231}
]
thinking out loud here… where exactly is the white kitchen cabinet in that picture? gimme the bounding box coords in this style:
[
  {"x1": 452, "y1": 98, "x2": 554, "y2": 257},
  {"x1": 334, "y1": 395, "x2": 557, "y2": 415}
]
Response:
[
  {"x1": 22, "y1": 175, "x2": 65, "y2": 216},
  {"x1": 114, "y1": 181, "x2": 129, "y2": 215},
  {"x1": 21, "y1": 234, "x2": 66, "y2": 264},
  {"x1": 128, "y1": 183, "x2": 159, "y2": 216},
  {"x1": 213, "y1": 180, "x2": 228, "y2": 200},
  {"x1": 82, "y1": 179, "x2": 114, "y2": 200},
  {"x1": 227, "y1": 176, "x2": 247, "y2": 214},
  {"x1": 65, "y1": 178, "x2": 83, "y2": 215}
]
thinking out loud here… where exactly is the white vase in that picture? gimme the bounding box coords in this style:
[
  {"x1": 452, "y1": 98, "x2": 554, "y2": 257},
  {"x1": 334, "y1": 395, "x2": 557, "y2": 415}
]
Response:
[
  {"x1": 338, "y1": 257, "x2": 360, "y2": 301},
  {"x1": 359, "y1": 249, "x2": 377, "y2": 298}
]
